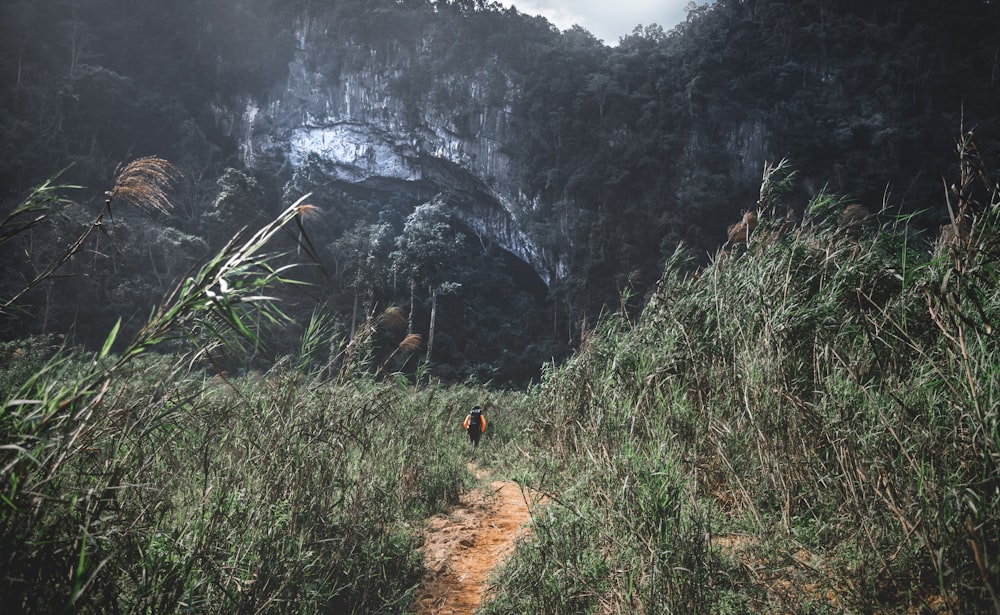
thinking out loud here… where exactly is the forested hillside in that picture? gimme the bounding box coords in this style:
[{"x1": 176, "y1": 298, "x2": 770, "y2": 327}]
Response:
[
  {"x1": 2, "y1": 0, "x2": 999, "y2": 380},
  {"x1": 2, "y1": 1, "x2": 1000, "y2": 612}
]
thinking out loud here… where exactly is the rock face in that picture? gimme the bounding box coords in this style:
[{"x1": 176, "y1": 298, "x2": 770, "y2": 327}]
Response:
[{"x1": 217, "y1": 14, "x2": 553, "y2": 283}]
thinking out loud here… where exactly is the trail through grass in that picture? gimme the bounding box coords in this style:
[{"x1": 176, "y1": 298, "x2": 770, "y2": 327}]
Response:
[{"x1": 414, "y1": 463, "x2": 538, "y2": 615}]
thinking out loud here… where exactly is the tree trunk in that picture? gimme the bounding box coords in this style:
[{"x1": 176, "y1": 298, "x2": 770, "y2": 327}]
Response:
[
  {"x1": 350, "y1": 288, "x2": 359, "y2": 337},
  {"x1": 41, "y1": 279, "x2": 52, "y2": 335},
  {"x1": 408, "y1": 279, "x2": 416, "y2": 334},
  {"x1": 427, "y1": 285, "x2": 438, "y2": 364}
]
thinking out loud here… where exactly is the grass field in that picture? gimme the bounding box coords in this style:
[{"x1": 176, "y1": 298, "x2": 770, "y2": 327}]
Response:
[{"x1": 3, "y1": 142, "x2": 999, "y2": 612}]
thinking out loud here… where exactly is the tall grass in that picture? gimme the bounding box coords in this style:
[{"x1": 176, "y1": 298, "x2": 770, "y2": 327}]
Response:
[
  {"x1": 0, "y1": 168, "x2": 482, "y2": 613},
  {"x1": 484, "y1": 134, "x2": 999, "y2": 613},
  {"x1": 6, "y1": 139, "x2": 998, "y2": 613}
]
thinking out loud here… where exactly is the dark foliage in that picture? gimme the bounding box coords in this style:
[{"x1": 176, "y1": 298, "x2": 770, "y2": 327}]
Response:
[{"x1": 1, "y1": 0, "x2": 998, "y2": 382}]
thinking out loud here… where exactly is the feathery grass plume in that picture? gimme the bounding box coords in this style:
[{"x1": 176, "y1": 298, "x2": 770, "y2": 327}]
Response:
[
  {"x1": 295, "y1": 203, "x2": 321, "y2": 219},
  {"x1": 381, "y1": 305, "x2": 408, "y2": 331},
  {"x1": 340, "y1": 310, "x2": 419, "y2": 380},
  {"x1": 398, "y1": 333, "x2": 423, "y2": 352},
  {"x1": 105, "y1": 156, "x2": 180, "y2": 214},
  {"x1": 726, "y1": 210, "x2": 758, "y2": 245},
  {"x1": 370, "y1": 331, "x2": 423, "y2": 379},
  {"x1": 3, "y1": 160, "x2": 181, "y2": 309},
  {"x1": 292, "y1": 202, "x2": 325, "y2": 259}
]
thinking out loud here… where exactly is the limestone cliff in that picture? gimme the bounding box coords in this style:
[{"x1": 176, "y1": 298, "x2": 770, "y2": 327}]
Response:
[{"x1": 215, "y1": 13, "x2": 555, "y2": 282}]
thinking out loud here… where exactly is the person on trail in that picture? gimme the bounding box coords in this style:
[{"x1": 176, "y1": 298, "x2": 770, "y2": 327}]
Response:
[{"x1": 463, "y1": 405, "x2": 486, "y2": 455}]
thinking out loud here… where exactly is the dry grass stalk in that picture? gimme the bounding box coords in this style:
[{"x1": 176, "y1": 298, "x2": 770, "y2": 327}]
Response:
[
  {"x1": 105, "y1": 156, "x2": 180, "y2": 214},
  {"x1": 295, "y1": 203, "x2": 321, "y2": 219}
]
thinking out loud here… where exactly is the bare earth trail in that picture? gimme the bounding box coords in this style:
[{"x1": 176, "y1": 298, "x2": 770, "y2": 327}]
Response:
[{"x1": 414, "y1": 465, "x2": 535, "y2": 615}]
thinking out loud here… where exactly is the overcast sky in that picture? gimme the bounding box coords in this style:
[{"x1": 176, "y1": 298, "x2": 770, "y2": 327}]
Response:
[{"x1": 498, "y1": 1, "x2": 699, "y2": 45}]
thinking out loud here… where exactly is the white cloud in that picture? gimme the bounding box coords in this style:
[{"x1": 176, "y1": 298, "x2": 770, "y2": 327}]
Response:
[{"x1": 500, "y1": 0, "x2": 697, "y2": 44}]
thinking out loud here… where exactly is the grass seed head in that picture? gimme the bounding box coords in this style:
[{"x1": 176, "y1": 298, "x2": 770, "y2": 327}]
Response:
[
  {"x1": 381, "y1": 306, "x2": 408, "y2": 331},
  {"x1": 106, "y1": 157, "x2": 181, "y2": 214},
  {"x1": 398, "y1": 333, "x2": 423, "y2": 351}
]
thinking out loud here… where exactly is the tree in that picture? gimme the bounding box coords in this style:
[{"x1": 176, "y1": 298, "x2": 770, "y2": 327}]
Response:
[
  {"x1": 390, "y1": 196, "x2": 465, "y2": 364},
  {"x1": 330, "y1": 221, "x2": 392, "y2": 336},
  {"x1": 200, "y1": 168, "x2": 269, "y2": 243}
]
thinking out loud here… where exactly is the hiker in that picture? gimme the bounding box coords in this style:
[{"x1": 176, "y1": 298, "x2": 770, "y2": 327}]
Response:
[{"x1": 463, "y1": 405, "x2": 486, "y2": 455}]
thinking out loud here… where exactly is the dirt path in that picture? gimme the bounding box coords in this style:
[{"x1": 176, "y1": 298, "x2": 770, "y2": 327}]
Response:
[{"x1": 414, "y1": 466, "x2": 534, "y2": 615}]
